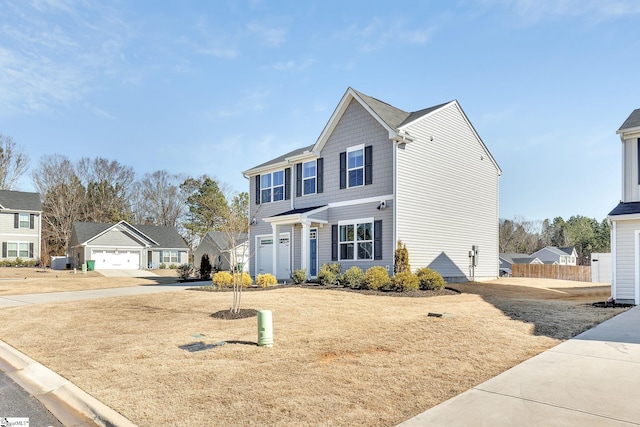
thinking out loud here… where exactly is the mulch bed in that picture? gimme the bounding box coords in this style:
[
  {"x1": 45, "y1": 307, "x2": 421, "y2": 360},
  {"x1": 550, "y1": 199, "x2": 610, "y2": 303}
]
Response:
[
  {"x1": 592, "y1": 301, "x2": 635, "y2": 308},
  {"x1": 211, "y1": 308, "x2": 259, "y2": 320}
]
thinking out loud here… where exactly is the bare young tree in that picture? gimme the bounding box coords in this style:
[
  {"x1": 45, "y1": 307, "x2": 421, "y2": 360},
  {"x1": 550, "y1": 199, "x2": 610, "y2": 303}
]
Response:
[{"x1": 0, "y1": 133, "x2": 30, "y2": 190}]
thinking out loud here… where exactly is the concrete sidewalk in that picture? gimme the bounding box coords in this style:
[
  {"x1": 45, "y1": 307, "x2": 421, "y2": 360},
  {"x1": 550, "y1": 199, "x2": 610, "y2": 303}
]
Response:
[
  {"x1": 0, "y1": 282, "x2": 209, "y2": 308},
  {"x1": 399, "y1": 305, "x2": 640, "y2": 426}
]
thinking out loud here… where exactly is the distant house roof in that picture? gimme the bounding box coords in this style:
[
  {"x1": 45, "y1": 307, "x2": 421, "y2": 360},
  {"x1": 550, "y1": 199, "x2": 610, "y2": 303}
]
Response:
[
  {"x1": 0, "y1": 190, "x2": 42, "y2": 212},
  {"x1": 499, "y1": 253, "x2": 541, "y2": 265},
  {"x1": 608, "y1": 201, "x2": 640, "y2": 216},
  {"x1": 204, "y1": 231, "x2": 248, "y2": 252},
  {"x1": 618, "y1": 109, "x2": 640, "y2": 132},
  {"x1": 532, "y1": 246, "x2": 570, "y2": 258},
  {"x1": 558, "y1": 246, "x2": 576, "y2": 255},
  {"x1": 73, "y1": 221, "x2": 187, "y2": 249}
]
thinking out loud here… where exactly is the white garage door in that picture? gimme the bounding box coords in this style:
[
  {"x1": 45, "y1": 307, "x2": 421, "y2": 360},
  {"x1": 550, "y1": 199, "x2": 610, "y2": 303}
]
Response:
[
  {"x1": 257, "y1": 235, "x2": 290, "y2": 279},
  {"x1": 91, "y1": 250, "x2": 140, "y2": 270}
]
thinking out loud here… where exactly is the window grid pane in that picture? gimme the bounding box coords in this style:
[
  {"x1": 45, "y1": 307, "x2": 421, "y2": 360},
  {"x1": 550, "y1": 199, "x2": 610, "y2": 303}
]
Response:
[
  {"x1": 303, "y1": 178, "x2": 316, "y2": 195},
  {"x1": 357, "y1": 242, "x2": 373, "y2": 260},
  {"x1": 19, "y1": 213, "x2": 29, "y2": 228},
  {"x1": 273, "y1": 186, "x2": 284, "y2": 201},
  {"x1": 7, "y1": 243, "x2": 17, "y2": 257}
]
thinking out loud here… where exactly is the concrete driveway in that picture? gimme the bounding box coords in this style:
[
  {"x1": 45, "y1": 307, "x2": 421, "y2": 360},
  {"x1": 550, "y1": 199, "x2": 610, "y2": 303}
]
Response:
[{"x1": 95, "y1": 269, "x2": 159, "y2": 278}]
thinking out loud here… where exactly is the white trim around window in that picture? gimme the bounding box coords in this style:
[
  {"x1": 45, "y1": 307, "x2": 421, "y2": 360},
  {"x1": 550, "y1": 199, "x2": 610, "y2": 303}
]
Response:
[
  {"x1": 7, "y1": 241, "x2": 30, "y2": 258},
  {"x1": 18, "y1": 213, "x2": 30, "y2": 228},
  {"x1": 338, "y1": 217, "x2": 374, "y2": 261},
  {"x1": 261, "y1": 170, "x2": 285, "y2": 203},
  {"x1": 302, "y1": 160, "x2": 316, "y2": 195},
  {"x1": 347, "y1": 144, "x2": 365, "y2": 188}
]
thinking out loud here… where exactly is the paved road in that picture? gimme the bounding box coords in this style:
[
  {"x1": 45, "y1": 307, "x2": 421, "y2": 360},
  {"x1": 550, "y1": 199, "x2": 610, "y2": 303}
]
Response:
[{"x1": 0, "y1": 370, "x2": 62, "y2": 426}]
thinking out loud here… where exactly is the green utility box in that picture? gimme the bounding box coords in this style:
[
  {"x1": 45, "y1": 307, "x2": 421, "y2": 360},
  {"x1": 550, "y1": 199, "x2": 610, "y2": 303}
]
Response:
[{"x1": 86, "y1": 260, "x2": 95, "y2": 271}]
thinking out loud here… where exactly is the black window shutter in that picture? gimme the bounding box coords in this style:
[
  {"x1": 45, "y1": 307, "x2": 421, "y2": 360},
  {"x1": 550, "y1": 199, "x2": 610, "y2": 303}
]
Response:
[
  {"x1": 317, "y1": 158, "x2": 324, "y2": 193},
  {"x1": 14, "y1": 213, "x2": 18, "y2": 228},
  {"x1": 2, "y1": 242, "x2": 6, "y2": 258},
  {"x1": 296, "y1": 163, "x2": 302, "y2": 197},
  {"x1": 29, "y1": 243, "x2": 34, "y2": 258},
  {"x1": 255, "y1": 175, "x2": 261, "y2": 204},
  {"x1": 331, "y1": 225, "x2": 338, "y2": 261},
  {"x1": 365, "y1": 145, "x2": 373, "y2": 185},
  {"x1": 374, "y1": 220, "x2": 382, "y2": 260},
  {"x1": 285, "y1": 168, "x2": 291, "y2": 200},
  {"x1": 30, "y1": 214, "x2": 35, "y2": 229},
  {"x1": 339, "y1": 152, "x2": 346, "y2": 189}
]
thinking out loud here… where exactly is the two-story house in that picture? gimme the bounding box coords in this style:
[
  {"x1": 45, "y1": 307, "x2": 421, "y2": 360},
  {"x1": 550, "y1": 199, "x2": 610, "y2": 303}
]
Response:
[
  {"x1": 0, "y1": 190, "x2": 42, "y2": 263},
  {"x1": 609, "y1": 108, "x2": 640, "y2": 304},
  {"x1": 242, "y1": 87, "x2": 501, "y2": 282},
  {"x1": 530, "y1": 246, "x2": 577, "y2": 265}
]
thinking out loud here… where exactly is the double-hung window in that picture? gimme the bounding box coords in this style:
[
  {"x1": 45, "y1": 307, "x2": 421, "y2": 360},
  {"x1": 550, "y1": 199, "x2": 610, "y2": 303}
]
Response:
[
  {"x1": 7, "y1": 242, "x2": 29, "y2": 258},
  {"x1": 303, "y1": 161, "x2": 316, "y2": 195},
  {"x1": 19, "y1": 213, "x2": 29, "y2": 228},
  {"x1": 339, "y1": 219, "x2": 373, "y2": 260},
  {"x1": 347, "y1": 146, "x2": 364, "y2": 187},
  {"x1": 261, "y1": 170, "x2": 285, "y2": 203},
  {"x1": 162, "y1": 250, "x2": 178, "y2": 263}
]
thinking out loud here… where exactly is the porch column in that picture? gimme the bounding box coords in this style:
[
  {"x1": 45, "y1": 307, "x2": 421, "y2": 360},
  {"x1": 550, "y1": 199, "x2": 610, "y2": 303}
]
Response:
[
  {"x1": 272, "y1": 223, "x2": 280, "y2": 279},
  {"x1": 301, "y1": 220, "x2": 310, "y2": 279}
]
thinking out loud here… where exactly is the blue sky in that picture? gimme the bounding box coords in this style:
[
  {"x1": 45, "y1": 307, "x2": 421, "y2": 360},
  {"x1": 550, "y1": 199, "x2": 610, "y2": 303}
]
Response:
[{"x1": 1, "y1": 0, "x2": 639, "y2": 222}]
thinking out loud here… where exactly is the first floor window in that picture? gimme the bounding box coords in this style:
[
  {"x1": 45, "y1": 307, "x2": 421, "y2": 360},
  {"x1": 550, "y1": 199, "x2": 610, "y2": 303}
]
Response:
[
  {"x1": 339, "y1": 219, "x2": 373, "y2": 260},
  {"x1": 7, "y1": 243, "x2": 17, "y2": 257},
  {"x1": 6, "y1": 242, "x2": 29, "y2": 258},
  {"x1": 162, "y1": 250, "x2": 178, "y2": 263}
]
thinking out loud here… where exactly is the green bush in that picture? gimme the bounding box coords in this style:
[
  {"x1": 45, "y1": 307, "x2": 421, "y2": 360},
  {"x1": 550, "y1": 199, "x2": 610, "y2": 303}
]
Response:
[
  {"x1": 342, "y1": 266, "x2": 365, "y2": 289},
  {"x1": 256, "y1": 273, "x2": 277, "y2": 288},
  {"x1": 363, "y1": 266, "x2": 391, "y2": 290},
  {"x1": 392, "y1": 271, "x2": 419, "y2": 292},
  {"x1": 416, "y1": 267, "x2": 446, "y2": 290},
  {"x1": 177, "y1": 263, "x2": 194, "y2": 280},
  {"x1": 394, "y1": 241, "x2": 410, "y2": 274},
  {"x1": 291, "y1": 269, "x2": 307, "y2": 284},
  {"x1": 169, "y1": 263, "x2": 178, "y2": 269},
  {"x1": 212, "y1": 271, "x2": 233, "y2": 287},
  {"x1": 318, "y1": 263, "x2": 341, "y2": 286},
  {"x1": 159, "y1": 263, "x2": 167, "y2": 269}
]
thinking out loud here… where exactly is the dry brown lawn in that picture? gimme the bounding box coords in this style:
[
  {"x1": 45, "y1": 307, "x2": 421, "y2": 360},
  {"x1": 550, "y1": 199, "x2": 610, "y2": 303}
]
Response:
[
  {"x1": 0, "y1": 267, "x2": 181, "y2": 296},
  {"x1": 0, "y1": 277, "x2": 627, "y2": 426}
]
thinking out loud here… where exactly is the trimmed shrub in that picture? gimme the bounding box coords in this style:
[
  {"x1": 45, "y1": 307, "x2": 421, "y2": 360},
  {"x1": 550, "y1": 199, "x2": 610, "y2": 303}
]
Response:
[
  {"x1": 342, "y1": 266, "x2": 365, "y2": 289},
  {"x1": 392, "y1": 271, "x2": 419, "y2": 292},
  {"x1": 291, "y1": 269, "x2": 307, "y2": 284},
  {"x1": 234, "y1": 272, "x2": 253, "y2": 288},
  {"x1": 159, "y1": 263, "x2": 167, "y2": 269},
  {"x1": 416, "y1": 267, "x2": 446, "y2": 290},
  {"x1": 169, "y1": 263, "x2": 178, "y2": 269},
  {"x1": 177, "y1": 263, "x2": 195, "y2": 280},
  {"x1": 212, "y1": 271, "x2": 233, "y2": 288},
  {"x1": 256, "y1": 273, "x2": 277, "y2": 288},
  {"x1": 363, "y1": 266, "x2": 391, "y2": 290},
  {"x1": 394, "y1": 241, "x2": 410, "y2": 274},
  {"x1": 199, "y1": 254, "x2": 212, "y2": 279},
  {"x1": 318, "y1": 263, "x2": 341, "y2": 286}
]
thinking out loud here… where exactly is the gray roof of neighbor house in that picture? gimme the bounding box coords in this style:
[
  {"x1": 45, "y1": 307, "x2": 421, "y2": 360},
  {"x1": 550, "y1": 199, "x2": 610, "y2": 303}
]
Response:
[
  {"x1": 0, "y1": 190, "x2": 42, "y2": 211},
  {"x1": 73, "y1": 222, "x2": 187, "y2": 249},
  {"x1": 559, "y1": 246, "x2": 576, "y2": 255},
  {"x1": 499, "y1": 253, "x2": 537, "y2": 264},
  {"x1": 205, "y1": 231, "x2": 248, "y2": 251},
  {"x1": 619, "y1": 109, "x2": 640, "y2": 132},
  {"x1": 609, "y1": 201, "x2": 640, "y2": 216}
]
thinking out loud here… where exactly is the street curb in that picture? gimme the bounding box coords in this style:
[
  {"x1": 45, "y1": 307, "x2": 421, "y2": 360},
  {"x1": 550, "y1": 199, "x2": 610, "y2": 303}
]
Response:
[{"x1": 0, "y1": 340, "x2": 137, "y2": 427}]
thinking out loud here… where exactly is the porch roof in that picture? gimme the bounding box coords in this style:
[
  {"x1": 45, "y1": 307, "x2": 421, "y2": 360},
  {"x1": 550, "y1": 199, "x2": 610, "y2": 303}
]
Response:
[{"x1": 263, "y1": 205, "x2": 328, "y2": 225}]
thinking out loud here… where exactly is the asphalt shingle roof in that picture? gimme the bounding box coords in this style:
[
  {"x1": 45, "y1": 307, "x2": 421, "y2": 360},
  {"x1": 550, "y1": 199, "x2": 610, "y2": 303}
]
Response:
[
  {"x1": 619, "y1": 109, "x2": 640, "y2": 132},
  {"x1": 609, "y1": 201, "x2": 640, "y2": 216},
  {"x1": 73, "y1": 222, "x2": 187, "y2": 248},
  {"x1": 205, "y1": 231, "x2": 248, "y2": 251},
  {"x1": 271, "y1": 205, "x2": 326, "y2": 217},
  {"x1": 0, "y1": 190, "x2": 42, "y2": 211}
]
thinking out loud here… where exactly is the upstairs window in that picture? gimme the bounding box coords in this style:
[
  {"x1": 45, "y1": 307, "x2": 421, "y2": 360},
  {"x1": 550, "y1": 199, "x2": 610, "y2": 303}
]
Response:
[
  {"x1": 347, "y1": 146, "x2": 364, "y2": 187},
  {"x1": 260, "y1": 170, "x2": 285, "y2": 203},
  {"x1": 303, "y1": 161, "x2": 316, "y2": 195},
  {"x1": 19, "y1": 213, "x2": 30, "y2": 228}
]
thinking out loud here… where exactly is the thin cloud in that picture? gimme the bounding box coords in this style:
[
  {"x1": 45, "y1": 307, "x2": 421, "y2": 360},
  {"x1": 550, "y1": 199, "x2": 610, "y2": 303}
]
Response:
[
  {"x1": 268, "y1": 58, "x2": 315, "y2": 72},
  {"x1": 246, "y1": 21, "x2": 288, "y2": 47},
  {"x1": 483, "y1": 0, "x2": 640, "y2": 23},
  {"x1": 338, "y1": 18, "x2": 435, "y2": 52}
]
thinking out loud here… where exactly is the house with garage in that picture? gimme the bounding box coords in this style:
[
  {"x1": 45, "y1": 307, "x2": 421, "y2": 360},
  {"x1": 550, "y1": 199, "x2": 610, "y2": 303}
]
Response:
[
  {"x1": 193, "y1": 231, "x2": 249, "y2": 272},
  {"x1": 499, "y1": 253, "x2": 543, "y2": 271},
  {"x1": 530, "y1": 246, "x2": 577, "y2": 265},
  {"x1": 0, "y1": 190, "x2": 42, "y2": 263},
  {"x1": 242, "y1": 87, "x2": 501, "y2": 282},
  {"x1": 68, "y1": 221, "x2": 188, "y2": 270},
  {"x1": 608, "y1": 108, "x2": 640, "y2": 304}
]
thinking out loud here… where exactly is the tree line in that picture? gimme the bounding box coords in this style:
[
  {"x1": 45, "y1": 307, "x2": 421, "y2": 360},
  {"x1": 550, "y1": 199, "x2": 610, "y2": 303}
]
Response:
[
  {"x1": 499, "y1": 216, "x2": 610, "y2": 265},
  {"x1": 0, "y1": 133, "x2": 248, "y2": 264}
]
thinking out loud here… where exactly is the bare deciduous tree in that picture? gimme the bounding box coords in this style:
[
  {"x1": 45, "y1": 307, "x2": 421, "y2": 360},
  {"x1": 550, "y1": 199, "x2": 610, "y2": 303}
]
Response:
[
  {"x1": 0, "y1": 133, "x2": 30, "y2": 190},
  {"x1": 131, "y1": 170, "x2": 186, "y2": 227}
]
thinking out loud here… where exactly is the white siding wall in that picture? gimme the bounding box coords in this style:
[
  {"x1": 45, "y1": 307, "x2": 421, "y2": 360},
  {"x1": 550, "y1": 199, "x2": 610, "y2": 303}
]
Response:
[
  {"x1": 396, "y1": 103, "x2": 500, "y2": 281},
  {"x1": 613, "y1": 219, "x2": 638, "y2": 302},
  {"x1": 622, "y1": 136, "x2": 640, "y2": 202},
  {"x1": 0, "y1": 211, "x2": 41, "y2": 260}
]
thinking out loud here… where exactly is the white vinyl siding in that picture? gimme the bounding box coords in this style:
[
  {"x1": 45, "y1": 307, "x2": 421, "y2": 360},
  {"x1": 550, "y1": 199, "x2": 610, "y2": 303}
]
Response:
[
  {"x1": 612, "y1": 219, "x2": 638, "y2": 301},
  {"x1": 396, "y1": 102, "x2": 500, "y2": 280},
  {"x1": 622, "y1": 137, "x2": 640, "y2": 202}
]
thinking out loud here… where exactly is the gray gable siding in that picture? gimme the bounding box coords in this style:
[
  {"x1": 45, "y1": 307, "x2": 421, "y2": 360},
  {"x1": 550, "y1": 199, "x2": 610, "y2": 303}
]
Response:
[
  {"x1": 396, "y1": 102, "x2": 499, "y2": 280},
  {"x1": 90, "y1": 229, "x2": 146, "y2": 247},
  {"x1": 295, "y1": 99, "x2": 394, "y2": 209}
]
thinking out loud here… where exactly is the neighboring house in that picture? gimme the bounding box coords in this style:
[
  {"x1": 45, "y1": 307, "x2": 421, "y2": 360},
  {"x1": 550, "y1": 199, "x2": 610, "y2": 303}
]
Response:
[
  {"x1": 242, "y1": 87, "x2": 501, "y2": 282},
  {"x1": 608, "y1": 108, "x2": 640, "y2": 304},
  {"x1": 530, "y1": 246, "x2": 577, "y2": 266},
  {"x1": 193, "y1": 231, "x2": 249, "y2": 272},
  {"x1": 68, "y1": 220, "x2": 188, "y2": 270},
  {"x1": 0, "y1": 190, "x2": 42, "y2": 263},
  {"x1": 499, "y1": 253, "x2": 543, "y2": 270}
]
